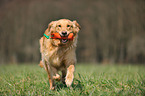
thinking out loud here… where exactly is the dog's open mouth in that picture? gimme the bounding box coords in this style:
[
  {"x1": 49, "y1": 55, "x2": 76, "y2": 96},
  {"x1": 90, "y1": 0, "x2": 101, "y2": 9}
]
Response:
[{"x1": 61, "y1": 39, "x2": 68, "y2": 43}]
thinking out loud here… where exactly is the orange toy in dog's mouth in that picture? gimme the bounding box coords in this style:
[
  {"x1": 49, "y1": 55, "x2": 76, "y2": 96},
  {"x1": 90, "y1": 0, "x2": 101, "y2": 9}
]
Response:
[{"x1": 51, "y1": 33, "x2": 74, "y2": 43}]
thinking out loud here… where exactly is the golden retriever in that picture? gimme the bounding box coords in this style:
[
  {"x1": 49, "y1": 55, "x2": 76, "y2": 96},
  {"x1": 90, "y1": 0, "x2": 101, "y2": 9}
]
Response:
[{"x1": 39, "y1": 19, "x2": 80, "y2": 90}]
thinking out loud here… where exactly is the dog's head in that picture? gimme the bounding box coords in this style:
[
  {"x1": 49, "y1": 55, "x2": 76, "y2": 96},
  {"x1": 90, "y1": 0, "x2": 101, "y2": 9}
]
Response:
[{"x1": 47, "y1": 19, "x2": 81, "y2": 46}]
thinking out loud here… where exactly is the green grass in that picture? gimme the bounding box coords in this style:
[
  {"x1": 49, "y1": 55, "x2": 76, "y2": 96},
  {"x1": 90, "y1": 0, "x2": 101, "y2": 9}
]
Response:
[{"x1": 0, "y1": 64, "x2": 145, "y2": 96}]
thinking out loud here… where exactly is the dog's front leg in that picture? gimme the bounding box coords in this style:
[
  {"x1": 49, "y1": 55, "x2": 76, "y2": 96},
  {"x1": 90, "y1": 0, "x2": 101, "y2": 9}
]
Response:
[
  {"x1": 43, "y1": 61, "x2": 55, "y2": 90},
  {"x1": 65, "y1": 65, "x2": 75, "y2": 87}
]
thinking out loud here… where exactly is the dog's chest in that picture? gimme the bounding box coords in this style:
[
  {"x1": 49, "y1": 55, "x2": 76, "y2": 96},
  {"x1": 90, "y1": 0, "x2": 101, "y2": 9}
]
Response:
[
  {"x1": 47, "y1": 48, "x2": 66, "y2": 68},
  {"x1": 50, "y1": 56, "x2": 61, "y2": 66}
]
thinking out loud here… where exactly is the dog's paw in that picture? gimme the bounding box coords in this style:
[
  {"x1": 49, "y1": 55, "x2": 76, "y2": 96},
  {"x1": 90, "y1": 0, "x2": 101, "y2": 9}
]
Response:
[
  {"x1": 50, "y1": 86, "x2": 55, "y2": 90},
  {"x1": 53, "y1": 74, "x2": 60, "y2": 81},
  {"x1": 65, "y1": 78, "x2": 73, "y2": 87}
]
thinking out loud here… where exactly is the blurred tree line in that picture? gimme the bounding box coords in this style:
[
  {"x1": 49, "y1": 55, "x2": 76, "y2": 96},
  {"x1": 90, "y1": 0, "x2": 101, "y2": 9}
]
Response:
[{"x1": 0, "y1": 0, "x2": 145, "y2": 64}]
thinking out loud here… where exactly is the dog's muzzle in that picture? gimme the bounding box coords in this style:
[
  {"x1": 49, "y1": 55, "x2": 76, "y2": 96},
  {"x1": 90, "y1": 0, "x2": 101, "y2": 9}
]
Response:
[{"x1": 61, "y1": 31, "x2": 68, "y2": 36}]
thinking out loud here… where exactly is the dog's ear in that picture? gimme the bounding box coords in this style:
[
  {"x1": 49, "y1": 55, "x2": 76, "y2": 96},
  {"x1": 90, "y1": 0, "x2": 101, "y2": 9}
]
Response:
[
  {"x1": 73, "y1": 20, "x2": 81, "y2": 32},
  {"x1": 48, "y1": 21, "x2": 56, "y2": 32}
]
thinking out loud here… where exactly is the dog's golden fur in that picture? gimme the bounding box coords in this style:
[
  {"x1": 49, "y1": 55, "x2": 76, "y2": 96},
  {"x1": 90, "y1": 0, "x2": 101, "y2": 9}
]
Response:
[{"x1": 39, "y1": 19, "x2": 80, "y2": 90}]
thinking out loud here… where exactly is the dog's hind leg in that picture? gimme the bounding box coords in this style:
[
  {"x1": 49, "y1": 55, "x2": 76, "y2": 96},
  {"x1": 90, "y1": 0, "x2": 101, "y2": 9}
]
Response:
[
  {"x1": 53, "y1": 74, "x2": 61, "y2": 81},
  {"x1": 39, "y1": 60, "x2": 43, "y2": 68},
  {"x1": 61, "y1": 70, "x2": 66, "y2": 84},
  {"x1": 51, "y1": 67, "x2": 61, "y2": 81}
]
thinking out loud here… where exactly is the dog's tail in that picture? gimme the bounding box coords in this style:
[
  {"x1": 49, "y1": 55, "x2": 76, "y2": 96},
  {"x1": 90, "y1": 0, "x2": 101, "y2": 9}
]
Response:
[{"x1": 39, "y1": 60, "x2": 43, "y2": 68}]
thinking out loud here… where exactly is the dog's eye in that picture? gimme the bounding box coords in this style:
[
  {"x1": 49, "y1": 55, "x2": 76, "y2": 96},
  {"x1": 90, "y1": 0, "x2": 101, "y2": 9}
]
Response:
[
  {"x1": 58, "y1": 25, "x2": 61, "y2": 27},
  {"x1": 67, "y1": 25, "x2": 70, "y2": 27}
]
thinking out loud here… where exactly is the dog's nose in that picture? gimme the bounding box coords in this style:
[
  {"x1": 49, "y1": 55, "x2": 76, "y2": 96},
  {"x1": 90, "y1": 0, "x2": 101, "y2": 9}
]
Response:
[{"x1": 62, "y1": 31, "x2": 67, "y2": 36}]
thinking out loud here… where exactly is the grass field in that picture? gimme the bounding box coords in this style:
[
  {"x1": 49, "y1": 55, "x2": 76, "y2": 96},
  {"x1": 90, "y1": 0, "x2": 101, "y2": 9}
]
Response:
[{"x1": 0, "y1": 64, "x2": 145, "y2": 96}]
